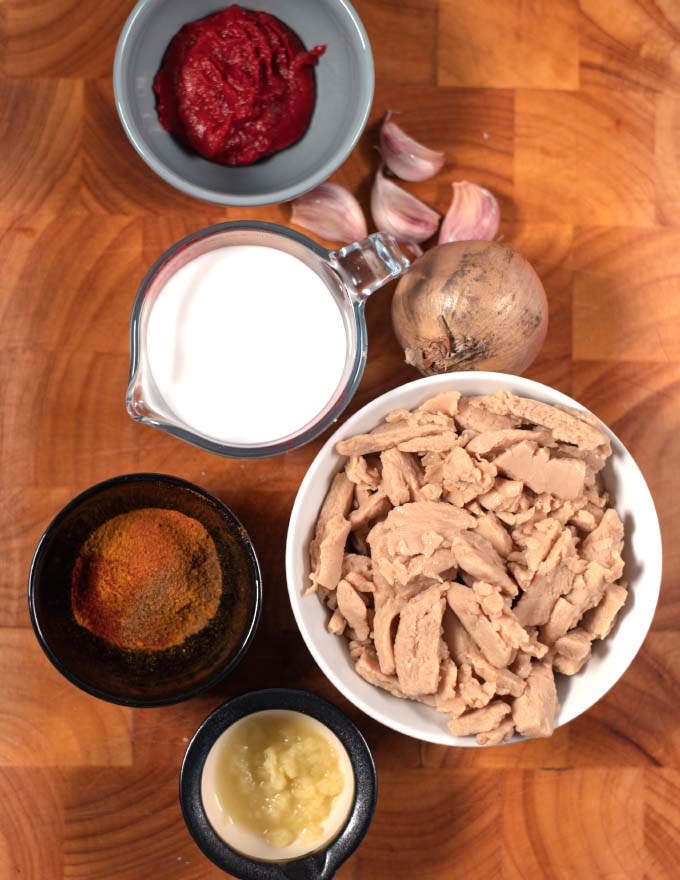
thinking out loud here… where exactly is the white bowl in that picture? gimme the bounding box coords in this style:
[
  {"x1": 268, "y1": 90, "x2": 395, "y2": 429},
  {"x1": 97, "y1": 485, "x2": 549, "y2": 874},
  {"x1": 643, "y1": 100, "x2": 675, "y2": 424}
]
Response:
[{"x1": 285, "y1": 372, "x2": 662, "y2": 746}]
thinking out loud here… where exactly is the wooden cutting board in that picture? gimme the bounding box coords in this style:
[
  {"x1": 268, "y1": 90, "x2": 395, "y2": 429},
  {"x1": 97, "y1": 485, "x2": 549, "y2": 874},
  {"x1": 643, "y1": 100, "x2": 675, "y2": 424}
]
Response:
[{"x1": 1, "y1": 1, "x2": 679, "y2": 877}]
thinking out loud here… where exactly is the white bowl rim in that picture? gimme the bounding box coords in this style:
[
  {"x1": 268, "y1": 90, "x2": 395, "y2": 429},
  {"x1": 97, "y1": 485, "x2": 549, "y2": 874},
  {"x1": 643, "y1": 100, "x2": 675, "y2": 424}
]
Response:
[{"x1": 285, "y1": 371, "x2": 663, "y2": 747}]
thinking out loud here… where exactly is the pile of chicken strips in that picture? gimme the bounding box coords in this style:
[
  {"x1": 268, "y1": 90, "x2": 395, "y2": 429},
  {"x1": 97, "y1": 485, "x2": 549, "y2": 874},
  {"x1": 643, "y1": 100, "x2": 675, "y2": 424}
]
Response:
[{"x1": 307, "y1": 390, "x2": 627, "y2": 744}]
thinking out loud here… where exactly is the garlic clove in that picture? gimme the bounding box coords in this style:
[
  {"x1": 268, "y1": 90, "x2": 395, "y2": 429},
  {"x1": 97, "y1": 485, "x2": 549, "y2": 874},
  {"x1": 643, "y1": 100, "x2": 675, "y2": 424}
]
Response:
[
  {"x1": 379, "y1": 113, "x2": 445, "y2": 182},
  {"x1": 371, "y1": 166, "x2": 440, "y2": 244},
  {"x1": 438, "y1": 181, "x2": 500, "y2": 244},
  {"x1": 291, "y1": 183, "x2": 368, "y2": 243}
]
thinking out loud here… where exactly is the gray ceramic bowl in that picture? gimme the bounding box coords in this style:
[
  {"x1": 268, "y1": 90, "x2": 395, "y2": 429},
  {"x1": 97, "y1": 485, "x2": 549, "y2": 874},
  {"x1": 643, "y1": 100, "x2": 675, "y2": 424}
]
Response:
[{"x1": 113, "y1": 0, "x2": 374, "y2": 206}]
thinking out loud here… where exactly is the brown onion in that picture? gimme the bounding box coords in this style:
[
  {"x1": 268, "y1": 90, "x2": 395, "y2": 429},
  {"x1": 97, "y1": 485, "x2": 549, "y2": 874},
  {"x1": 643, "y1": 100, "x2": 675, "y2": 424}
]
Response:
[{"x1": 391, "y1": 241, "x2": 548, "y2": 376}]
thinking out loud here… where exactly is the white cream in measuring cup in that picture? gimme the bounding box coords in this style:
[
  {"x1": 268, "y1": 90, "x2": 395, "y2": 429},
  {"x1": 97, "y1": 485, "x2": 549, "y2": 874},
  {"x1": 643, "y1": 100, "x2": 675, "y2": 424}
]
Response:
[{"x1": 145, "y1": 245, "x2": 348, "y2": 445}]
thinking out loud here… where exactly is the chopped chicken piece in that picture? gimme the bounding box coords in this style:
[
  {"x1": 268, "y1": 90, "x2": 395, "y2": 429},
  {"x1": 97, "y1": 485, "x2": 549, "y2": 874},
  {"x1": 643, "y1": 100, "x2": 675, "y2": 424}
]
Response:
[
  {"x1": 540, "y1": 560, "x2": 610, "y2": 645},
  {"x1": 582, "y1": 582, "x2": 628, "y2": 639},
  {"x1": 345, "y1": 455, "x2": 381, "y2": 489},
  {"x1": 422, "y1": 451, "x2": 445, "y2": 485},
  {"x1": 401, "y1": 547, "x2": 457, "y2": 590},
  {"x1": 456, "y1": 397, "x2": 521, "y2": 432},
  {"x1": 511, "y1": 652, "x2": 533, "y2": 679},
  {"x1": 444, "y1": 611, "x2": 527, "y2": 698},
  {"x1": 448, "y1": 700, "x2": 511, "y2": 736},
  {"x1": 380, "y1": 448, "x2": 422, "y2": 506},
  {"x1": 442, "y1": 447, "x2": 497, "y2": 506},
  {"x1": 336, "y1": 421, "x2": 443, "y2": 456},
  {"x1": 435, "y1": 659, "x2": 463, "y2": 715},
  {"x1": 451, "y1": 531, "x2": 518, "y2": 596},
  {"x1": 515, "y1": 566, "x2": 572, "y2": 628},
  {"x1": 448, "y1": 582, "x2": 524, "y2": 667},
  {"x1": 385, "y1": 408, "x2": 452, "y2": 427},
  {"x1": 478, "y1": 478, "x2": 524, "y2": 513},
  {"x1": 581, "y1": 509, "x2": 625, "y2": 581},
  {"x1": 398, "y1": 433, "x2": 461, "y2": 453},
  {"x1": 494, "y1": 441, "x2": 586, "y2": 500},
  {"x1": 476, "y1": 718, "x2": 515, "y2": 746},
  {"x1": 513, "y1": 528, "x2": 581, "y2": 626},
  {"x1": 336, "y1": 580, "x2": 370, "y2": 641},
  {"x1": 349, "y1": 489, "x2": 391, "y2": 531},
  {"x1": 394, "y1": 585, "x2": 446, "y2": 696},
  {"x1": 344, "y1": 571, "x2": 374, "y2": 593},
  {"x1": 481, "y1": 390, "x2": 610, "y2": 452},
  {"x1": 419, "y1": 483, "x2": 443, "y2": 502},
  {"x1": 511, "y1": 518, "x2": 563, "y2": 574},
  {"x1": 474, "y1": 512, "x2": 513, "y2": 558},
  {"x1": 553, "y1": 628, "x2": 592, "y2": 675},
  {"x1": 458, "y1": 663, "x2": 496, "y2": 708},
  {"x1": 327, "y1": 608, "x2": 346, "y2": 635},
  {"x1": 373, "y1": 594, "x2": 405, "y2": 675},
  {"x1": 314, "y1": 515, "x2": 351, "y2": 590},
  {"x1": 309, "y1": 472, "x2": 354, "y2": 572},
  {"x1": 512, "y1": 662, "x2": 559, "y2": 738},
  {"x1": 376, "y1": 502, "x2": 475, "y2": 560},
  {"x1": 355, "y1": 649, "x2": 406, "y2": 699},
  {"x1": 466, "y1": 428, "x2": 553, "y2": 457},
  {"x1": 417, "y1": 391, "x2": 462, "y2": 416}
]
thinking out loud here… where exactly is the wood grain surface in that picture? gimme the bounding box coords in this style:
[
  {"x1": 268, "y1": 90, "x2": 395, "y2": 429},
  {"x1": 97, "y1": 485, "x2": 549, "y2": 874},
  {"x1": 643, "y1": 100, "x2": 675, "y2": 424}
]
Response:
[{"x1": 1, "y1": 1, "x2": 679, "y2": 877}]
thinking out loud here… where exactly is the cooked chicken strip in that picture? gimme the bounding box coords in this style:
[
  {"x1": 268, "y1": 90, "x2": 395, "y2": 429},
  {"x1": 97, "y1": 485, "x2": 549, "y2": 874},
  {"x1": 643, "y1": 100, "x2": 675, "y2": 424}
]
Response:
[
  {"x1": 480, "y1": 391, "x2": 610, "y2": 452},
  {"x1": 553, "y1": 628, "x2": 592, "y2": 675},
  {"x1": 349, "y1": 489, "x2": 391, "y2": 531},
  {"x1": 448, "y1": 701, "x2": 511, "y2": 736},
  {"x1": 394, "y1": 585, "x2": 446, "y2": 696},
  {"x1": 337, "y1": 580, "x2": 370, "y2": 641},
  {"x1": 512, "y1": 662, "x2": 559, "y2": 738},
  {"x1": 466, "y1": 428, "x2": 553, "y2": 457},
  {"x1": 314, "y1": 514, "x2": 351, "y2": 591},
  {"x1": 380, "y1": 448, "x2": 422, "y2": 506},
  {"x1": 336, "y1": 422, "x2": 443, "y2": 456},
  {"x1": 581, "y1": 582, "x2": 628, "y2": 639},
  {"x1": 494, "y1": 441, "x2": 586, "y2": 500},
  {"x1": 474, "y1": 512, "x2": 513, "y2": 558},
  {"x1": 476, "y1": 718, "x2": 515, "y2": 746},
  {"x1": 417, "y1": 391, "x2": 461, "y2": 416},
  {"x1": 309, "y1": 472, "x2": 354, "y2": 573},
  {"x1": 345, "y1": 455, "x2": 381, "y2": 489}
]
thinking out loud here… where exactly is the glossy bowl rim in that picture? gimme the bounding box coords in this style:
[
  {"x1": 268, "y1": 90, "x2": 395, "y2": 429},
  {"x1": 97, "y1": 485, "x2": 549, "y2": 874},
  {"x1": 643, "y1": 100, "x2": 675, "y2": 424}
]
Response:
[
  {"x1": 285, "y1": 372, "x2": 663, "y2": 746},
  {"x1": 126, "y1": 221, "x2": 368, "y2": 459},
  {"x1": 112, "y1": 0, "x2": 375, "y2": 207},
  {"x1": 28, "y1": 472, "x2": 263, "y2": 708},
  {"x1": 179, "y1": 688, "x2": 377, "y2": 879}
]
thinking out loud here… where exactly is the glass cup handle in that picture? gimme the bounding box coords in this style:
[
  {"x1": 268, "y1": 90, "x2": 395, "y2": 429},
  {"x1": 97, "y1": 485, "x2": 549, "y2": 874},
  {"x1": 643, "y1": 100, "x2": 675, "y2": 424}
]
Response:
[{"x1": 328, "y1": 232, "x2": 414, "y2": 302}]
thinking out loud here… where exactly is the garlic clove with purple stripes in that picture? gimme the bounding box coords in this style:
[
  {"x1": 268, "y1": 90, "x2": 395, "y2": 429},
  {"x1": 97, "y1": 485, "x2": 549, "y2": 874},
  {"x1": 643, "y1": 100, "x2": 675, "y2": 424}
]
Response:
[
  {"x1": 371, "y1": 166, "x2": 440, "y2": 244},
  {"x1": 291, "y1": 183, "x2": 368, "y2": 243},
  {"x1": 438, "y1": 181, "x2": 500, "y2": 244},
  {"x1": 379, "y1": 113, "x2": 445, "y2": 182}
]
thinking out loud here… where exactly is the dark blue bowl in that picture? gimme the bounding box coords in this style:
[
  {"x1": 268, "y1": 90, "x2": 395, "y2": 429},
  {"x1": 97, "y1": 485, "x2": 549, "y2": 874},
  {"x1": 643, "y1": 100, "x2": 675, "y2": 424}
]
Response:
[
  {"x1": 28, "y1": 473, "x2": 262, "y2": 707},
  {"x1": 180, "y1": 689, "x2": 377, "y2": 878}
]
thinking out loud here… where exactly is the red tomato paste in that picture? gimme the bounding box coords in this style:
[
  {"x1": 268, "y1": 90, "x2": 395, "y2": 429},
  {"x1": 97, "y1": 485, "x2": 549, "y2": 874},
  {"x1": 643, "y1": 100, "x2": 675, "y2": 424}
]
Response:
[{"x1": 153, "y1": 5, "x2": 325, "y2": 166}]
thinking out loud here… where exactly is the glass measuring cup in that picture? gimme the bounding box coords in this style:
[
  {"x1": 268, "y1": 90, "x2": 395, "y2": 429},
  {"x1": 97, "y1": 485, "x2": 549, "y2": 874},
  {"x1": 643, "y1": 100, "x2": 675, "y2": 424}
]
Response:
[{"x1": 127, "y1": 221, "x2": 412, "y2": 458}]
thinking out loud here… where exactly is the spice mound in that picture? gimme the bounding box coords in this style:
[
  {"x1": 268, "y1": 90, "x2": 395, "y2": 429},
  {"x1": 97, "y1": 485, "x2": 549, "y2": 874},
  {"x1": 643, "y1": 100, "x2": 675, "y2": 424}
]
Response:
[
  {"x1": 71, "y1": 508, "x2": 222, "y2": 651},
  {"x1": 153, "y1": 4, "x2": 326, "y2": 166},
  {"x1": 307, "y1": 389, "x2": 627, "y2": 745}
]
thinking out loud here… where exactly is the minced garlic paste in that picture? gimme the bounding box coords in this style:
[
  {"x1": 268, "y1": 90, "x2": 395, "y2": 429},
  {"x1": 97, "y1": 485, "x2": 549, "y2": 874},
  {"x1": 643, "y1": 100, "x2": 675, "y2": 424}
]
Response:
[{"x1": 201, "y1": 710, "x2": 354, "y2": 861}]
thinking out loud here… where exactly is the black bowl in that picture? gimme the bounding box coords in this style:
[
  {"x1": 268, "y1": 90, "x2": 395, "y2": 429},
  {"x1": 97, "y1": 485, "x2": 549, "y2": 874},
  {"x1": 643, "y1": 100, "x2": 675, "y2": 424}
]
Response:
[
  {"x1": 180, "y1": 689, "x2": 377, "y2": 879},
  {"x1": 28, "y1": 473, "x2": 262, "y2": 707}
]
